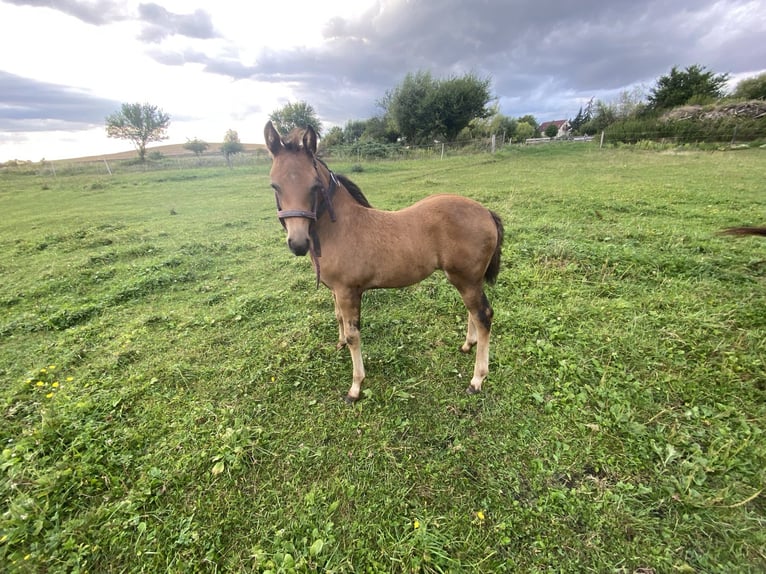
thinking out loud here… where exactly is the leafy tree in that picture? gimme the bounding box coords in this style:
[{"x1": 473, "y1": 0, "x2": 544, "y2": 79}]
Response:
[
  {"x1": 517, "y1": 115, "x2": 539, "y2": 132},
  {"x1": 385, "y1": 71, "x2": 437, "y2": 143},
  {"x1": 385, "y1": 71, "x2": 492, "y2": 144},
  {"x1": 581, "y1": 100, "x2": 617, "y2": 134},
  {"x1": 321, "y1": 126, "x2": 345, "y2": 148},
  {"x1": 732, "y1": 72, "x2": 766, "y2": 100},
  {"x1": 648, "y1": 65, "x2": 729, "y2": 110},
  {"x1": 105, "y1": 102, "x2": 170, "y2": 161},
  {"x1": 221, "y1": 129, "x2": 244, "y2": 168},
  {"x1": 434, "y1": 74, "x2": 492, "y2": 140},
  {"x1": 361, "y1": 116, "x2": 400, "y2": 143},
  {"x1": 269, "y1": 101, "x2": 322, "y2": 136},
  {"x1": 515, "y1": 121, "x2": 535, "y2": 142},
  {"x1": 183, "y1": 137, "x2": 209, "y2": 160},
  {"x1": 570, "y1": 107, "x2": 587, "y2": 133},
  {"x1": 343, "y1": 120, "x2": 367, "y2": 143},
  {"x1": 467, "y1": 105, "x2": 517, "y2": 141},
  {"x1": 544, "y1": 123, "x2": 559, "y2": 138}
]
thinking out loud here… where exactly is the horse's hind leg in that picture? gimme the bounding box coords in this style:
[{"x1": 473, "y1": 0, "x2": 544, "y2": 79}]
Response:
[
  {"x1": 454, "y1": 283, "x2": 493, "y2": 394},
  {"x1": 334, "y1": 287, "x2": 366, "y2": 403},
  {"x1": 461, "y1": 313, "x2": 478, "y2": 352}
]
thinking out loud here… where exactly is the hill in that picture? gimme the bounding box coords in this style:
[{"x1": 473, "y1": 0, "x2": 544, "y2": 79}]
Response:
[{"x1": 68, "y1": 142, "x2": 266, "y2": 163}]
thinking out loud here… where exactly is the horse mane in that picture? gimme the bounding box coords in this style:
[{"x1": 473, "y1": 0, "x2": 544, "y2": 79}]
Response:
[{"x1": 336, "y1": 174, "x2": 373, "y2": 208}]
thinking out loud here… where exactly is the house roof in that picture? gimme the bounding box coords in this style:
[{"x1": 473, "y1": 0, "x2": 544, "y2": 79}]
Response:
[{"x1": 539, "y1": 119, "x2": 569, "y2": 131}]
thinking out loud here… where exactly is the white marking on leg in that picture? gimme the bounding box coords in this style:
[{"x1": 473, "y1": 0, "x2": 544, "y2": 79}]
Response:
[
  {"x1": 345, "y1": 321, "x2": 365, "y2": 401},
  {"x1": 461, "y1": 311, "x2": 477, "y2": 353}
]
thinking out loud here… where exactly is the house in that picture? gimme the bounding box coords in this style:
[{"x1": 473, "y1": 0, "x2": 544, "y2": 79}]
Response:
[{"x1": 538, "y1": 120, "x2": 571, "y2": 138}]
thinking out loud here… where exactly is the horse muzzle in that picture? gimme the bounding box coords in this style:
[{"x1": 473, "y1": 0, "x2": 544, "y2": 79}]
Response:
[{"x1": 288, "y1": 235, "x2": 310, "y2": 256}]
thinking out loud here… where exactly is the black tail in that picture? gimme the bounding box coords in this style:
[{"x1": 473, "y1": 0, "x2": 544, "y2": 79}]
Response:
[
  {"x1": 484, "y1": 211, "x2": 504, "y2": 285},
  {"x1": 720, "y1": 226, "x2": 766, "y2": 237}
]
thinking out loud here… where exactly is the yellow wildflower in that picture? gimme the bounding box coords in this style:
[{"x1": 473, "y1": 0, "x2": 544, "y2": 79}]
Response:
[
  {"x1": 49, "y1": 365, "x2": 56, "y2": 370},
  {"x1": 46, "y1": 392, "x2": 54, "y2": 399},
  {"x1": 66, "y1": 376, "x2": 74, "y2": 382},
  {"x1": 476, "y1": 511, "x2": 485, "y2": 521},
  {"x1": 52, "y1": 382, "x2": 60, "y2": 388},
  {"x1": 36, "y1": 381, "x2": 45, "y2": 387},
  {"x1": 413, "y1": 519, "x2": 420, "y2": 530}
]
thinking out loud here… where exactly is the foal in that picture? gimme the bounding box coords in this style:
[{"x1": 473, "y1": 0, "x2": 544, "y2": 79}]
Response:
[{"x1": 265, "y1": 121, "x2": 504, "y2": 402}]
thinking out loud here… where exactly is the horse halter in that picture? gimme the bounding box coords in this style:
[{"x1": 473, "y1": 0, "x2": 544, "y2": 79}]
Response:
[
  {"x1": 273, "y1": 157, "x2": 339, "y2": 287},
  {"x1": 274, "y1": 162, "x2": 338, "y2": 228}
]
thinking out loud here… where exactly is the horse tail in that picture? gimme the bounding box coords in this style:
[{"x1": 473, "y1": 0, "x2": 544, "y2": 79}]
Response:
[
  {"x1": 720, "y1": 226, "x2": 766, "y2": 237},
  {"x1": 484, "y1": 210, "x2": 504, "y2": 285}
]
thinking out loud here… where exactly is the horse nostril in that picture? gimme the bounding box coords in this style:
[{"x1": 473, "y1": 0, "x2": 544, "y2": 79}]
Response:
[{"x1": 288, "y1": 237, "x2": 310, "y2": 256}]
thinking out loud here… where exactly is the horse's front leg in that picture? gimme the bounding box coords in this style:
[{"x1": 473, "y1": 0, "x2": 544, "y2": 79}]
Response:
[
  {"x1": 334, "y1": 287, "x2": 365, "y2": 403},
  {"x1": 332, "y1": 291, "x2": 346, "y2": 350}
]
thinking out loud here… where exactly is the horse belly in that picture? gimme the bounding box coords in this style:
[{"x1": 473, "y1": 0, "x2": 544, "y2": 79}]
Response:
[{"x1": 360, "y1": 239, "x2": 436, "y2": 288}]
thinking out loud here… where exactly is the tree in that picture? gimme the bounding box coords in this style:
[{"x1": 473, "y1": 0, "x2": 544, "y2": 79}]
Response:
[
  {"x1": 321, "y1": 126, "x2": 345, "y2": 148},
  {"x1": 467, "y1": 104, "x2": 517, "y2": 141},
  {"x1": 384, "y1": 71, "x2": 492, "y2": 144},
  {"x1": 732, "y1": 72, "x2": 766, "y2": 100},
  {"x1": 544, "y1": 123, "x2": 559, "y2": 138},
  {"x1": 515, "y1": 121, "x2": 535, "y2": 142},
  {"x1": 434, "y1": 74, "x2": 492, "y2": 140},
  {"x1": 183, "y1": 138, "x2": 209, "y2": 163},
  {"x1": 269, "y1": 101, "x2": 322, "y2": 136},
  {"x1": 221, "y1": 129, "x2": 244, "y2": 168},
  {"x1": 580, "y1": 100, "x2": 617, "y2": 133},
  {"x1": 570, "y1": 107, "x2": 587, "y2": 133},
  {"x1": 105, "y1": 102, "x2": 170, "y2": 161},
  {"x1": 648, "y1": 65, "x2": 729, "y2": 110}
]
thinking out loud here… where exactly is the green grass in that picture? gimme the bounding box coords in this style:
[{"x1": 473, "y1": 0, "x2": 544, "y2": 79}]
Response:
[{"x1": 1, "y1": 145, "x2": 765, "y2": 573}]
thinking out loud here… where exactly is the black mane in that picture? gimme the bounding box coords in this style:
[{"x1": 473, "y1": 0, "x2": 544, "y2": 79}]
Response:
[{"x1": 336, "y1": 173, "x2": 373, "y2": 208}]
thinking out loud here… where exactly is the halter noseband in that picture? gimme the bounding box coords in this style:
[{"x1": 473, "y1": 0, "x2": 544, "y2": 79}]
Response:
[
  {"x1": 273, "y1": 158, "x2": 339, "y2": 287},
  {"x1": 274, "y1": 168, "x2": 338, "y2": 226}
]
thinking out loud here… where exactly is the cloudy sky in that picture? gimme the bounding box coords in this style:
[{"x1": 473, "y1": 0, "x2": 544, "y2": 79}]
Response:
[{"x1": 1, "y1": 0, "x2": 764, "y2": 161}]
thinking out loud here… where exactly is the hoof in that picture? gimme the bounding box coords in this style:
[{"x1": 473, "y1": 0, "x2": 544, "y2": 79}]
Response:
[
  {"x1": 465, "y1": 385, "x2": 481, "y2": 395},
  {"x1": 343, "y1": 394, "x2": 358, "y2": 405},
  {"x1": 336, "y1": 342, "x2": 347, "y2": 351},
  {"x1": 459, "y1": 342, "x2": 475, "y2": 354}
]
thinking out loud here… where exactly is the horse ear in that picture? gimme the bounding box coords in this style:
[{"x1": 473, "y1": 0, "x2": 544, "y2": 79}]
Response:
[
  {"x1": 302, "y1": 125, "x2": 318, "y2": 155},
  {"x1": 264, "y1": 121, "x2": 282, "y2": 156}
]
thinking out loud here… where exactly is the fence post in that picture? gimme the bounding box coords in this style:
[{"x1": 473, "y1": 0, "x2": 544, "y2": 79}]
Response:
[{"x1": 600, "y1": 131, "x2": 605, "y2": 149}]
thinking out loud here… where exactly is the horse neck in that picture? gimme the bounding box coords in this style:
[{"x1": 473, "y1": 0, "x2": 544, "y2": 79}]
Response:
[{"x1": 316, "y1": 177, "x2": 364, "y2": 236}]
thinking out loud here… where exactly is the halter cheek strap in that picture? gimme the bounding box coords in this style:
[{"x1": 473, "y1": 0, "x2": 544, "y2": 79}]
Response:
[{"x1": 274, "y1": 168, "x2": 339, "y2": 288}]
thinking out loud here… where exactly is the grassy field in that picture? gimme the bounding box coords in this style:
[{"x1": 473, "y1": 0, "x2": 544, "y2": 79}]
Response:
[{"x1": 1, "y1": 144, "x2": 764, "y2": 572}]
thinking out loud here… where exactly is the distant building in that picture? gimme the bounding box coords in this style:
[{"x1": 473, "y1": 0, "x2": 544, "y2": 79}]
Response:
[{"x1": 538, "y1": 120, "x2": 571, "y2": 138}]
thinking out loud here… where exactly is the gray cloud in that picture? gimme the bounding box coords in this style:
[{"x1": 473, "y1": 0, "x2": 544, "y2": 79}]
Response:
[
  {"x1": 3, "y1": 0, "x2": 129, "y2": 25},
  {"x1": 148, "y1": 0, "x2": 762, "y2": 123},
  {"x1": 4, "y1": 0, "x2": 218, "y2": 42},
  {"x1": 3, "y1": 0, "x2": 765, "y2": 139},
  {"x1": 137, "y1": 3, "x2": 218, "y2": 43},
  {"x1": 0, "y1": 71, "x2": 121, "y2": 132}
]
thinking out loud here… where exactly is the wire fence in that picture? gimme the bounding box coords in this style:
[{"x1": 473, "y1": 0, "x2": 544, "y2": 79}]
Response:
[{"x1": 4, "y1": 123, "x2": 765, "y2": 179}]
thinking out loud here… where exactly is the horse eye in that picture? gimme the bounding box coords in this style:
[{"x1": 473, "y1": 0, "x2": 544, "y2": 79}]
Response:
[{"x1": 271, "y1": 183, "x2": 281, "y2": 193}]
